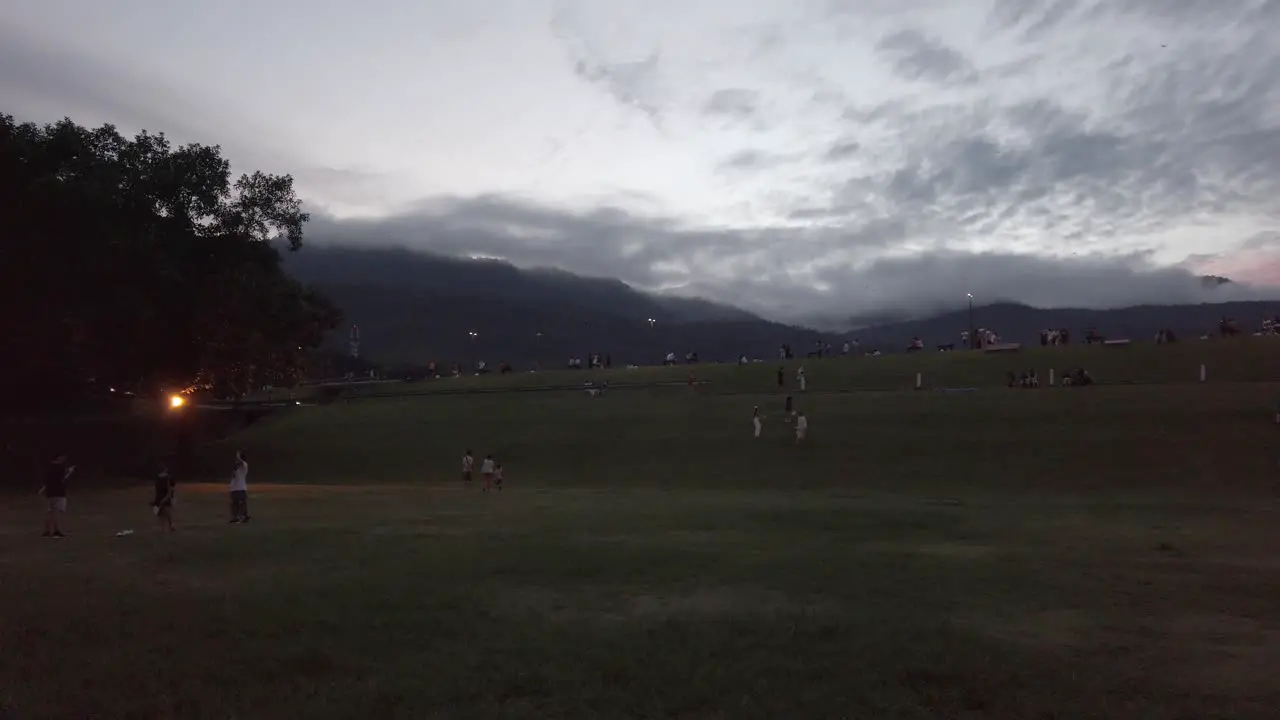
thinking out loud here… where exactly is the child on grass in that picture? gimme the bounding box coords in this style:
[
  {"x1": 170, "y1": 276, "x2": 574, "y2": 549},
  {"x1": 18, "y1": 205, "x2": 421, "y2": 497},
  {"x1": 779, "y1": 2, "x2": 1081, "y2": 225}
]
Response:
[
  {"x1": 481, "y1": 454, "x2": 495, "y2": 492},
  {"x1": 230, "y1": 450, "x2": 250, "y2": 523},
  {"x1": 40, "y1": 453, "x2": 73, "y2": 538},
  {"x1": 153, "y1": 462, "x2": 176, "y2": 532}
]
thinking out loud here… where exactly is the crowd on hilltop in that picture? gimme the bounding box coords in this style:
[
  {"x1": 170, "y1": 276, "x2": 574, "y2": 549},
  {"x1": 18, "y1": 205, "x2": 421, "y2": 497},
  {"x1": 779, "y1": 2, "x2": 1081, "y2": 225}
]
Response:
[{"x1": 338, "y1": 313, "x2": 1280, "y2": 384}]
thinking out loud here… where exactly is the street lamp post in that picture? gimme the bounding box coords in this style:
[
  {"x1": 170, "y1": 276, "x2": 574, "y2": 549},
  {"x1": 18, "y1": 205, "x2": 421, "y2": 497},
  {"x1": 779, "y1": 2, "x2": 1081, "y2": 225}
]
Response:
[
  {"x1": 647, "y1": 318, "x2": 656, "y2": 366},
  {"x1": 967, "y1": 293, "x2": 974, "y2": 349}
]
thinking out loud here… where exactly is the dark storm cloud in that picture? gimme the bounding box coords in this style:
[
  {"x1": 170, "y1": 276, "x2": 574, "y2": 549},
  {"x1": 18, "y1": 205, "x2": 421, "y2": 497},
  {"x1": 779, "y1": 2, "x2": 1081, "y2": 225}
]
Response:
[
  {"x1": 1242, "y1": 231, "x2": 1280, "y2": 250},
  {"x1": 703, "y1": 88, "x2": 760, "y2": 118},
  {"x1": 551, "y1": 9, "x2": 666, "y2": 127},
  {"x1": 303, "y1": 197, "x2": 1274, "y2": 323},
  {"x1": 715, "y1": 149, "x2": 795, "y2": 173},
  {"x1": 677, "y1": 250, "x2": 1277, "y2": 325},
  {"x1": 305, "y1": 196, "x2": 909, "y2": 292},
  {"x1": 986, "y1": 0, "x2": 1082, "y2": 39},
  {"x1": 874, "y1": 29, "x2": 977, "y2": 83},
  {"x1": 570, "y1": 53, "x2": 665, "y2": 126},
  {"x1": 824, "y1": 140, "x2": 860, "y2": 161}
]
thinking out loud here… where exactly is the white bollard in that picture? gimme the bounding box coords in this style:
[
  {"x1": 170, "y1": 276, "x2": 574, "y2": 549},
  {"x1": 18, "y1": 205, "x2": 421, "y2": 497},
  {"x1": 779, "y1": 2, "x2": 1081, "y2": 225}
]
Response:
[
  {"x1": 1049, "y1": 368, "x2": 1055, "y2": 387},
  {"x1": 1199, "y1": 364, "x2": 1207, "y2": 383},
  {"x1": 915, "y1": 372, "x2": 922, "y2": 390}
]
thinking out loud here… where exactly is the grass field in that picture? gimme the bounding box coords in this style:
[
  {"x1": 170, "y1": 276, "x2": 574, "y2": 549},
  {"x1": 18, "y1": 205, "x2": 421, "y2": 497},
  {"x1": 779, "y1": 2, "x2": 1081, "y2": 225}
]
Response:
[
  {"x1": 4, "y1": 369, "x2": 1280, "y2": 717},
  {"x1": 262, "y1": 337, "x2": 1280, "y2": 403}
]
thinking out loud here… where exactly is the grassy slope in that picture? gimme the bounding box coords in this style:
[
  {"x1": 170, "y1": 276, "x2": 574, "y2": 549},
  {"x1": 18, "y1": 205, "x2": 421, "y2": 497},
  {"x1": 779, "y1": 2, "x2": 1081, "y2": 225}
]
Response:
[{"x1": 4, "y1": 347, "x2": 1280, "y2": 717}]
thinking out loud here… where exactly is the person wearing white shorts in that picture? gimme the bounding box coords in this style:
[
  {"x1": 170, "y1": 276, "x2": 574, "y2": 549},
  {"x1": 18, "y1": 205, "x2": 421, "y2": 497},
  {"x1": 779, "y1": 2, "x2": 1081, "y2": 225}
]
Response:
[
  {"x1": 752, "y1": 406, "x2": 764, "y2": 438},
  {"x1": 40, "y1": 454, "x2": 73, "y2": 538},
  {"x1": 794, "y1": 412, "x2": 808, "y2": 443}
]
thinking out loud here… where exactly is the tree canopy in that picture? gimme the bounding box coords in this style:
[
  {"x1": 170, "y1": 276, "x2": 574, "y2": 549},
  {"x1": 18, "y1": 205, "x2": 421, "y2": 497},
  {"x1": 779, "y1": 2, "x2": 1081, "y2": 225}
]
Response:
[{"x1": 0, "y1": 114, "x2": 340, "y2": 407}]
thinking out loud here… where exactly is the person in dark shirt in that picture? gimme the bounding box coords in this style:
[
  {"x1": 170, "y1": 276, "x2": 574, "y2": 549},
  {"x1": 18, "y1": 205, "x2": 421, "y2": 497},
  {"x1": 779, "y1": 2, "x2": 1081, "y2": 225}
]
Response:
[
  {"x1": 40, "y1": 454, "x2": 73, "y2": 538},
  {"x1": 153, "y1": 463, "x2": 176, "y2": 532}
]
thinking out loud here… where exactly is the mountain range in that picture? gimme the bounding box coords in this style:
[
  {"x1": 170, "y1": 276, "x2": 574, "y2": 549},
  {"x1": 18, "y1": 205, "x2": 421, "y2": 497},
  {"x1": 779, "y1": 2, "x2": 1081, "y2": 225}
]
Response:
[{"x1": 284, "y1": 244, "x2": 1278, "y2": 370}]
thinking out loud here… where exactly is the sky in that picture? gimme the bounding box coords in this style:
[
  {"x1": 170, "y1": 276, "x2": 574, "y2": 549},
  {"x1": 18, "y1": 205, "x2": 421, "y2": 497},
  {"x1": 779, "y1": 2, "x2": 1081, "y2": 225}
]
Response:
[{"x1": 3, "y1": 0, "x2": 1279, "y2": 323}]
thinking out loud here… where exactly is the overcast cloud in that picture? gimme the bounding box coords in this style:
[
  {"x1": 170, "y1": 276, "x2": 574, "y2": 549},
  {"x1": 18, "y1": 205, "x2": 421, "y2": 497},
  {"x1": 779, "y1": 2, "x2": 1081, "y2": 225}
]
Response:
[{"x1": 3, "y1": 0, "x2": 1279, "y2": 323}]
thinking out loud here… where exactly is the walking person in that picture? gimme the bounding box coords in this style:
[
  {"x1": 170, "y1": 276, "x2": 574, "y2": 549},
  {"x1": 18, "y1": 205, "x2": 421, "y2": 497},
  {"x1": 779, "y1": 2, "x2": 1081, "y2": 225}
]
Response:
[
  {"x1": 462, "y1": 449, "x2": 474, "y2": 483},
  {"x1": 40, "y1": 453, "x2": 73, "y2": 538},
  {"x1": 153, "y1": 462, "x2": 176, "y2": 532},
  {"x1": 229, "y1": 450, "x2": 250, "y2": 523},
  {"x1": 752, "y1": 406, "x2": 765, "y2": 438},
  {"x1": 480, "y1": 454, "x2": 496, "y2": 492},
  {"x1": 795, "y1": 411, "x2": 808, "y2": 444}
]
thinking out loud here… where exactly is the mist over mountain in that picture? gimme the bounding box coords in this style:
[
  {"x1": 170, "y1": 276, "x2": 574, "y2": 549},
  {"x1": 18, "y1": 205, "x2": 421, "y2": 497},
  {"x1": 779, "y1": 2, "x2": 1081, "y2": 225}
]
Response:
[
  {"x1": 283, "y1": 244, "x2": 814, "y2": 369},
  {"x1": 286, "y1": 244, "x2": 1280, "y2": 370}
]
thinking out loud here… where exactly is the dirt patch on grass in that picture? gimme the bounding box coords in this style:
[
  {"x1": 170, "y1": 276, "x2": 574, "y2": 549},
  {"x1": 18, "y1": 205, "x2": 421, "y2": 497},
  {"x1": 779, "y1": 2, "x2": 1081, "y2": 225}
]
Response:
[
  {"x1": 957, "y1": 609, "x2": 1093, "y2": 649},
  {"x1": 864, "y1": 541, "x2": 997, "y2": 559},
  {"x1": 591, "y1": 529, "x2": 742, "y2": 548},
  {"x1": 627, "y1": 588, "x2": 839, "y2": 618},
  {"x1": 1170, "y1": 614, "x2": 1280, "y2": 693}
]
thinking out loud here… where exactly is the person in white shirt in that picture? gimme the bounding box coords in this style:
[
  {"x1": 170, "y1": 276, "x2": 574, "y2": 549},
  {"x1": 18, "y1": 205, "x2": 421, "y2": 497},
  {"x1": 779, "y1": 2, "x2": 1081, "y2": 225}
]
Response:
[
  {"x1": 797, "y1": 366, "x2": 807, "y2": 392},
  {"x1": 462, "y1": 450, "x2": 474, "y2": 483},
  {"x1": 229, "y1": 450, "x2": 250, "y2": 523},
  {"x1": 752, "y1": 406, "x2": 765, "y2": 438},
  {"x1": 795, "y1": 412, "x2": 808, "y2": 443},
  {"x1": 480, "y1": 454, "x2": 496, "y2": 492}
]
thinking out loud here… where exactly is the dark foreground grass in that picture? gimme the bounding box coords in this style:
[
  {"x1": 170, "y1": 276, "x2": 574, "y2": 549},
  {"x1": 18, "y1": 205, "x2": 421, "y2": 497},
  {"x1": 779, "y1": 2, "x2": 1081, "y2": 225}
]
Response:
[
  {"x1": 3, "y1": 485, "x2": 1279, "y2": 718},
  {"x1": 3, "y1": 385, "x2": 1280, "y2": 718}
]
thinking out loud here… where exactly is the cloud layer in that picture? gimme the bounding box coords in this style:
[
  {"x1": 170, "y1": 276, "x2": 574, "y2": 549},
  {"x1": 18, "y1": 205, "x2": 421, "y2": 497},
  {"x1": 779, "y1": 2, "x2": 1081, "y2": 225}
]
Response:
[{"x1": 307, "y1": 197, "x2": 1275, "y2": 325}]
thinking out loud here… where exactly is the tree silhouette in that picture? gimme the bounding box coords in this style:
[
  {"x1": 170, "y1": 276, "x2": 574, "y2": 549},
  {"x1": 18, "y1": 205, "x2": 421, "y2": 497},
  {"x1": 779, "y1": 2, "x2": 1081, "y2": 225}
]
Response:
[{"x1": 0, "y1": 114, "x2": 339, "y2": 406}]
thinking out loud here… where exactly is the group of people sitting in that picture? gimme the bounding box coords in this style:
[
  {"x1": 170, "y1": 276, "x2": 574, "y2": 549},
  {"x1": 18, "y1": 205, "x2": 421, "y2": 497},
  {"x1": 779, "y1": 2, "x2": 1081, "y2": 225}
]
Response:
[
  {"x1": 1006, "y1": 367, "x2": 1094, "y2": 388},
  {"x1": 1039, "y1": 328, "x2": 1071, "y2": 346},
  {"x1": 663, "y1": 351, "x2": 700, "y2": 365},
  {"x1": 568, "y1": 353, "x2": 610, "y2": 369},
  {"x1": 960, "y1": 329, "x2": 1002, "y2": 349}
]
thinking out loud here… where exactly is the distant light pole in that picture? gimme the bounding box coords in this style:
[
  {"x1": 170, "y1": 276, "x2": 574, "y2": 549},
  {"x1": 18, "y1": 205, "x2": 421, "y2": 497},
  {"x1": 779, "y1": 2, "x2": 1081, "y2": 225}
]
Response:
[
  {"x1": 967, "y1": 293, "x2": 974, "y2": 349},
  {"x1": 647, "y1": 318, "x2": 656, "y2": 366}
]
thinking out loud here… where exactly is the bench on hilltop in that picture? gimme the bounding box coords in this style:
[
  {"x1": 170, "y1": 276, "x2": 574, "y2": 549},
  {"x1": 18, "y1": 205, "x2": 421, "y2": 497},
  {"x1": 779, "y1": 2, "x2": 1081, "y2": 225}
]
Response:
[{"x1": 983, "y1": 343, "x2": 1022, "y2": 353}]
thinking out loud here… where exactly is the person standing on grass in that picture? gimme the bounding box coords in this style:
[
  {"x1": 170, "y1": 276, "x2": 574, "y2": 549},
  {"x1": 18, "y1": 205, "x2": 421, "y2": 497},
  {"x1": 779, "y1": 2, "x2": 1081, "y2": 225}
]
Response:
[
  {"x1": 753, "y1": 405, "x2": 765, "y2": 438},
  {"x1": 776, "y1": 367, "x2": 785, "y2": 388},
  {"x1": 493, "y1": 462, "x2": 504, "y2": 491},
  {"x1": 462, "y1": 449, "x2": 474, "y2": 483},
  {"x1": 39, "y1": 453, "x2": 73, "y2": 538},
  {"x1": 480, "y1": 453, "x2": 495, "y2": 492},
  {"x1": 229, "y1": 450, "x2": 250, "y2": 523},
  {"x1": 153, "y1": 462, "x2": 176, "y2": 532},
  {"x1": 797, "y1": 366, "x2": 807, "y2": 392},
  {"x1": 795, "y1": 411, "x2": 808, "y2": 444}
]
